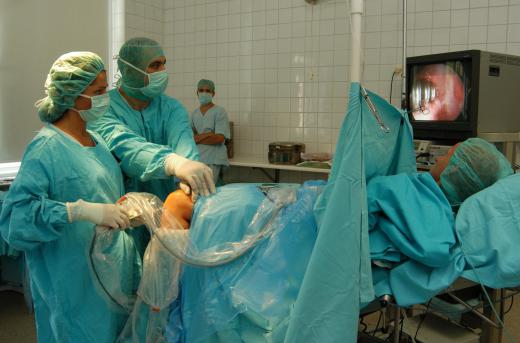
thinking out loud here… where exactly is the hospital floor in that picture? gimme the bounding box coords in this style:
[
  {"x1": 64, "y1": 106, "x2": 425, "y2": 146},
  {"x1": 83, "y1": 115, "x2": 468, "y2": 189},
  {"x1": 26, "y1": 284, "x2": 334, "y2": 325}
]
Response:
[
  {"x1": 1, "y1": 292, "x2": 520, "y2": 343},
  {"x1": 0, "y1": 291, "x2": 36, "y2": 342}
]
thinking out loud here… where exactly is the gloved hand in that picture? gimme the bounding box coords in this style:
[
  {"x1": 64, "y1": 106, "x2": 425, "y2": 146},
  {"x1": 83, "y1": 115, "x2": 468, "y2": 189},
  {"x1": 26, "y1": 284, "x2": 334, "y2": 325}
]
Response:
[
  {"x1": 66, "y1": 200, "x2": 131, "y2": 229},
  {"x1": 165, "y1": 154, "x2": 216, "y2": 197}
]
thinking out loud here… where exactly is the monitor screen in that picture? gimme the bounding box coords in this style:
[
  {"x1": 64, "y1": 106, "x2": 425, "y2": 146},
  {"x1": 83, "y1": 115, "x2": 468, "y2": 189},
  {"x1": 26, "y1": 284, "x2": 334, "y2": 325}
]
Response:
[{"x1": 408, "y1": 61, "x2": 469, "y2": 122}]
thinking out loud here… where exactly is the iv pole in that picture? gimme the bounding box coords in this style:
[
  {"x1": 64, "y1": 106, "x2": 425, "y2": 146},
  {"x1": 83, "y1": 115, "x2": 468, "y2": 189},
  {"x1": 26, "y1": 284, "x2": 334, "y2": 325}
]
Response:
[{"x1": 401, "y1": 0, "x2": 407, "y2": 110}]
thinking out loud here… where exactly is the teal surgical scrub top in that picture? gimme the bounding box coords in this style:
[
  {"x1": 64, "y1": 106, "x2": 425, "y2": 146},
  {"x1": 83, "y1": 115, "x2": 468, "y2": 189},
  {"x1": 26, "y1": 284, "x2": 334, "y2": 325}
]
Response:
[{"x1": 190, "y1": 105, "x2": 230, "y2": 167}]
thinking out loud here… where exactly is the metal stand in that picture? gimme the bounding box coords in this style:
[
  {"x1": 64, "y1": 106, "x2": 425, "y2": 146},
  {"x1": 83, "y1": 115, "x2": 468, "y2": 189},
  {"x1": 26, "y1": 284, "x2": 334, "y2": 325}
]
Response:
[
  {"x1": 393, "y1": 305, "x2": 401, "y2": 343},
  {"x1": 253, "y1": 167, "x2": 280, "y2": 183},
  {"x1": 481, "y1": 288, "x2": 505, "y2": 343}
]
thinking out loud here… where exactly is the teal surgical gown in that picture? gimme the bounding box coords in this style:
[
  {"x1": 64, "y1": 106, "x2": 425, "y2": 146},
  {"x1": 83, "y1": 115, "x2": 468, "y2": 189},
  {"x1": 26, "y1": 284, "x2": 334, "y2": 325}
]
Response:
[
  {"x1": 190, "y1": 105, "x2": 230, "y2": 169},
  {"x1": 89, "y1": 89, "x2": 199, "y2": 202},
  {"x1": 0, "y1": 125, "x2": 140, "y2": 343}
]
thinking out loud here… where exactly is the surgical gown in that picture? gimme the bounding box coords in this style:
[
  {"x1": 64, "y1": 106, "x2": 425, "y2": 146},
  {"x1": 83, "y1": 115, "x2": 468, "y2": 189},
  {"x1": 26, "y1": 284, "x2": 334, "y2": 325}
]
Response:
[
  {"x1": 0, "y1": 125, "x2": 140, "y2": 343},
  {"x1": 89, "y1": 89, "x2": 199, "y2": 202}
]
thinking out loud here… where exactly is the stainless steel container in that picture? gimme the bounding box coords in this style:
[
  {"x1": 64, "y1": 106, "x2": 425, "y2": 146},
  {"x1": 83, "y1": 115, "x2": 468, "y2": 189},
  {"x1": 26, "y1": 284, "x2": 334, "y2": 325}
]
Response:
[{"x1": 268, "y1": 142, "x2": 305, "y2": 165}]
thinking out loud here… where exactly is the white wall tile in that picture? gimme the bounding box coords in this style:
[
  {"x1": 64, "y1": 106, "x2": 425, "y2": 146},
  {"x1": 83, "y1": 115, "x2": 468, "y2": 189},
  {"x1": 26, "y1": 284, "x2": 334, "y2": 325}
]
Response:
[
  {"x1": 489, "y1": 0, "x2": 508, "y2": 5},
  {"x1": 507, "y1": 42, "x2": 520, "y2": 54},
  {"x1": 381, "y1": 0, "x2": 399, "y2": 14},
  {"x1": 381, "y1": 14, "x2": 399, "y2": 31},
  {"x1": 365, "y1": 0, "x2": 382, "y2": 16},
  {"x1": 469, "y1": 25, "x2": 488, "y2": 43},
  {"x1": 486, "y1": 42, "x2": 507, "y2": 51},
  {"x1": 414, "y1": 29, "x2": 432, "y2": 46},
  {"x1": 489, "y1": 6, "x2": 509, "y2": 25},
  {"x1": 432, "y1": 28, "x2": 451, "y2": 45},
  {"x1": 488, "y1": 24, "x2": 508, "y2": 41},
  {"x1": 450, "y1": 27, "x2": 469, "y2": 45},
  {"x1": 434, "y1": 0, "x2": 452, "y2": 11},
  {"x1": 129, "y1": 0, "x2": 520, "y2": 160},
  {"x1": 509, "y1": 24, "x2": 520, "y2": 41},
  {"x1": 470, "y1": 0, "x2": 490, "y2": 7},
  {"x1": 416, "y1": 0, "x2": 433, "y2": 11},
  {"x1": 433, "y1": 10, "x2": 452, "y2": 28},
  {"x1": 509, "y1": 5, "x2": 520, "y2": 23},
  {"x1": 469, "y1": 8, "x2": 488, "y2": 26},
  {"x1": 451, "y1": 9, "x2": 470, "y2": 26},
  {"x1": 452, "y1": 0, "x2": 470, "y2": 9},
  {"x1": 415, "y1": 12, "x2": 433, "y2": 29}
]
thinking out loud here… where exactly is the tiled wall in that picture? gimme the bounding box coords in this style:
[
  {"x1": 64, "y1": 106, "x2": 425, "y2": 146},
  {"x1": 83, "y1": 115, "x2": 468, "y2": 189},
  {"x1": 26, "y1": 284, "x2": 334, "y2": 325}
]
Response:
[
  {"x1": 123, "y1": 0, "x2": 520, "y2": 159},
  {"x1": 125, "y1": 0, "x2": 164, "y2": 44},
  {"x1": 163, "y1": 0, "x2": 348, "y2": 156},
  {"x1": 110, "y1": 0, "x2": 126, "y2": 87}
]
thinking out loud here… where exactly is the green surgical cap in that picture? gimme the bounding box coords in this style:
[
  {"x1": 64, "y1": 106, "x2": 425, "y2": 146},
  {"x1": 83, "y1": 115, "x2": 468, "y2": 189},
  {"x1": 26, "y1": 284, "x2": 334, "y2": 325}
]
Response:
[
  {"x1": 440, "y1": 138, "x2": 513, "y2": 205},
  {"x1": 118, "y1": 37, "x2": 165, "y2": 100},
  {"x1": 197, "y1": 79, "x2": 215, "y2": 92},
  {"x1": 37, "y1": 51, "x2": 104, "y2": 123}
]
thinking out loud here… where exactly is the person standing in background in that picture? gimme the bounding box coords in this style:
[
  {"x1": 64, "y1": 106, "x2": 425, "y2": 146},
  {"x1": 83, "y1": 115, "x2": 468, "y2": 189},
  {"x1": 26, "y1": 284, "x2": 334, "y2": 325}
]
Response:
[{"x1": 190, "y1": 79, "x2": 230, "y2": 185}]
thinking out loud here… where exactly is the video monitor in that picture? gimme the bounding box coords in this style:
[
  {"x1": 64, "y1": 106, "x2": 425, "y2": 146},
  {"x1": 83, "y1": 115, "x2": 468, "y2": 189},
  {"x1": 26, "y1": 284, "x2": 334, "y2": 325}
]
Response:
[{"x1": 408, "y1": 61, "x2": 469, "y2": 122}]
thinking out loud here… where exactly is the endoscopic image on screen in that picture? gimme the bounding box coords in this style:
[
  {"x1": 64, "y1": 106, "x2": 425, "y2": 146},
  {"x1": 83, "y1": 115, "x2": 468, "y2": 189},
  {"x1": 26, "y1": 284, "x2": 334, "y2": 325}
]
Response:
[{"x1": 410, "y1": 62, "x2": 466, "y2": 122}]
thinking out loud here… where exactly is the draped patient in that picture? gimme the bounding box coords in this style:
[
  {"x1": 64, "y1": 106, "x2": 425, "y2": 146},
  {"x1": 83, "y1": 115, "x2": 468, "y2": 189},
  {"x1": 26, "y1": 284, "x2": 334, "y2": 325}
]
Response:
[
  {"x1": 156, "y1": 137, "x2": 513, "y2": 342},
  {"x1": 162, "y1": 137, "x2": 512, "y2": 229}
]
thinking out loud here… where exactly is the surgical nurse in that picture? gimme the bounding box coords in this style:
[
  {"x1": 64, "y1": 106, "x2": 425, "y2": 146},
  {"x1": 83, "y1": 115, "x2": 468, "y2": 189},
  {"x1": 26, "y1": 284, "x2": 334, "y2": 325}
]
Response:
[
  {"x1": 89, "y1": 37, "x2": 215, "y2": 202},
  {"x1": 0, "y1": 52, "x2": 136, "y2": 342},
  {"x1": 191, "y1": 79, "x2": 231, "y2": 184}
]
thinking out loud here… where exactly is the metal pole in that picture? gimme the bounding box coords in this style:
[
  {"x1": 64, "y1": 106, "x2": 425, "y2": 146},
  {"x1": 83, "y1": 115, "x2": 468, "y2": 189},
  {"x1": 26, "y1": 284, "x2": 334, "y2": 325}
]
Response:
[
  {"x1": 401, "y1": 0, "x2": 407, "y2": 110},
  {"x1": 350, "y1": 0, "x2": 364, "y2": 83},
  {"x1": 393, "y1": 305, "x2": 400, "y2": 343}
]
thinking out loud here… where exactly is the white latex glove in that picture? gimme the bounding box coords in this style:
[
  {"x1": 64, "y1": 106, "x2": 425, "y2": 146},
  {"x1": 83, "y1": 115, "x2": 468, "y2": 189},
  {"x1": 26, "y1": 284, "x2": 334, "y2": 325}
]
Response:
[
  {"x1": 165, "y1": 154, "x2": 216, "y2": 197},
  {"x1": 66, "y1": 200, "x2": 131, "y2": 229},
  {"x1": 179, "y1": 181, "x2": 198, "y2": 202}
]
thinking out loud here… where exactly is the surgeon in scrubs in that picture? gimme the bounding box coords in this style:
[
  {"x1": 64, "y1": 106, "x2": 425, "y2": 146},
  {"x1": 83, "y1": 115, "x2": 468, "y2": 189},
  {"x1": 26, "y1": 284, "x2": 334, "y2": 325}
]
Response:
[
  {"x1": 190, "y1": 79, "x2": 230, "y2": 184},
  {"x1": 0, "y1": 52, "x2": 137, "y2": 343},
  {"x1": 89, "y1": 37, "x2": 215, "y2": 201}
]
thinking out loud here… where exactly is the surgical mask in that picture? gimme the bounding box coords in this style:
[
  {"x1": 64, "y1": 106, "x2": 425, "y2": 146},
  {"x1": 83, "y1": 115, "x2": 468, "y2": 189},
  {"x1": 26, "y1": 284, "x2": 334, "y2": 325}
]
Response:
[
  {"x1": 198, "y1": 93, "x2": 213, "y2": 105},
  {"x1": 119, "y1": 57, "x2": 169, "y2": 98},
  {"x1": 73, "y1": 93, "x2": 110, "y2": 122}
]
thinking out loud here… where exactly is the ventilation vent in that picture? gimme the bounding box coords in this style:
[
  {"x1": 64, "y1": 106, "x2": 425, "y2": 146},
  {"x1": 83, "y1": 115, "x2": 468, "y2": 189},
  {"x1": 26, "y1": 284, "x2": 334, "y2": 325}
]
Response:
[
  {"x1": 507, "y1": 55, "x2": 520, "y2": 67},
  {"x1": 489, "y1": 53, "x2": 507, "y2": 64}
]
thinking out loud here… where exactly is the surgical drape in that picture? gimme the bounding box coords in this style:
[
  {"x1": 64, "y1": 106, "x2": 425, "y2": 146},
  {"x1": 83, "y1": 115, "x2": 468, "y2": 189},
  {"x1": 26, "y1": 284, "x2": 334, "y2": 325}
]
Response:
[{"x1": 284, "y1": 83, "x2": 416, "y2": 343}]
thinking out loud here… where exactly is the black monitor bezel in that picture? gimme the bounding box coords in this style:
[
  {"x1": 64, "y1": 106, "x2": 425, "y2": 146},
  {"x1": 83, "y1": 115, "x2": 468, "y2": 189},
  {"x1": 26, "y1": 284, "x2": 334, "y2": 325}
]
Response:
[{"x1": 406, "y1": 50, "x2": 481, "y2": 143}]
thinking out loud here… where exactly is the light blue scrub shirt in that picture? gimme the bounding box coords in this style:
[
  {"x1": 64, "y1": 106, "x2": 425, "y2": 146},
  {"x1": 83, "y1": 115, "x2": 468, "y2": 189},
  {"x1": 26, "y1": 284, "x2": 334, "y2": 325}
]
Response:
[
  {"x1": 0, "y1": 125, "x2": 140, "y2": 343},
  {"x1": 190, "y1": 105, "x2": 230, "y2": 167},
  {"x1": 89, "y1": 89, "x2": 199, "y2": 202}
]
